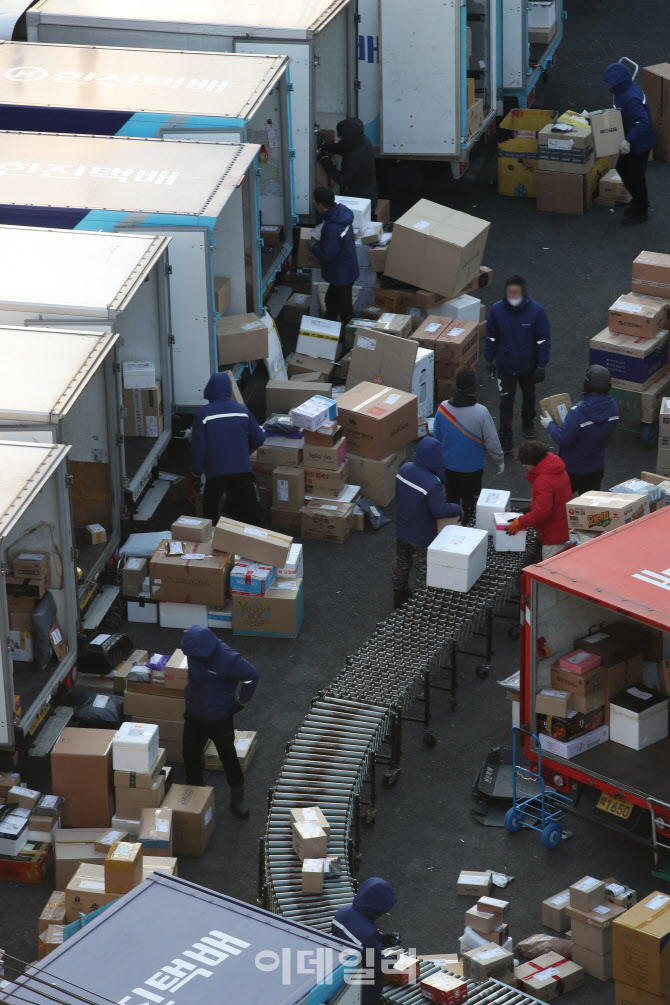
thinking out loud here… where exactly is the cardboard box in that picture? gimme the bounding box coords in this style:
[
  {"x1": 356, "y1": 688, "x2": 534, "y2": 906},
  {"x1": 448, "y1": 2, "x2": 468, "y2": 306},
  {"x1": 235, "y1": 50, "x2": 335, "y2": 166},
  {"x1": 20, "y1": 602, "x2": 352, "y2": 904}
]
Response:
[
  {"x1": 122, "y1": 557, "x2": 148, "y2": 598},
  {"x1": 271, "y1": 466, "x2": 305, "y2": 513},
  {"x1": 643, "y1": 63, "x2": 670, "y2": 162},
  {"x1": 571, "y1": 944, "x2": 612, "y2": 980},
  {"x1": 213, "y1": 518, "x2": 291, "y2": 568},
  {"x1": 368, "y1": 245, "x2": 389, "y2": 272},
  {"x1": 596, "y1": 168, "x2": 631, "y2": 207},
  {"x1": 149, "y1": 539, "x2": 232, "y2": 606},
  {"x1": 384, "y1": 954, "x2": 420, "y2": 986},
  {"x1": 51, "y1": 729, "x2": 114, "y2": 828},
  {"x1": 568, "y1": 903, "x2": 626, "y2": 954},
  {"x1": 420, "y1": 973, "x2": 467, "y2": 1005},
  {"x1": 477, "y1": 895, "x2": 509, "y2": 916},
  {"x1": 412, "y1": 316, "x2": 478, "y2": 366},
  {"x1": 336, "y1": 381, "x2": 418, "y2": 460},
  {"x1": 536, "y1": 689, "x2": 572, "y2": 717},
  {"x1": 65, "y1": 863, "x2": 112, "y2": 922},
  {"x1": 570, "y1": 876, "x2": 606, "y2": 912},
  {"x1": 170, "y1": 516, "x2": 212, "y2": 543},
  {"x1": 590, "y1": 328, "x2": 669, "y2": 387},
  {"x1": 612, "y1": 368, "x2": 670, "y2": 427},
  {"x1": 138, "y1": 807, "x2": 173, "y2": 856},
  {"x1": 616, "y1": 984, "x2": 666, "y2": 1005},
  {"x1": 375, "y1": 198, "x2": 390, "y2": 224},
  {"x1": 550, "y1": 661, "x2": 606, "y2": 698},
  {"x1": 122, "y1": 382, "x2": 163, "y2": 438},
  {"x1": 301, "y1": 857, "x2": 325, "y2": 894},
  {"x1": 297, "y1": 227, "x2": 319, "y2": 268},
  {"x1": 303, "y1": 437, "x2": 347, "y2": 473},
  {"x1": 265, "y1": 380, "x2": 332, "y2": 419},
  {"x1": 297, "y1": 316, "x2": 341, "y2": 362},
  {"x1": 288, "y1": 352, "x2": 334, "y2": 381},
  {"x1": 536, "y1": 168, "x2": 593, "y2": 214},
  {"x1": 456, "y1": 870, "x2": 492, "y2": 895},
  {"x1": 162, "y1": 784, "x2": 214, "y2": 857},
  {"x1": 261, "y1": 224, "x2": 284, "y2": 247},
  {"x1": 290, "y1": 806, "x2": 331, "y2": 837},
  {"x1": 515, "y1": 952, "x2": 583, "y2": 999},
  {"x1": 538, "y1": 122, "x2": 594, "y2": 161},
  {"x1": 94, "y1": 827, "x2": 129, "y2": 853},
  {"x1": 383, "y1": 199, "x2": 490, "y2": 299},
  {"x1": 104, "y1": 840, "x2": 143, "y2": 895},
  {"x1": 300, "y1": 501, "x2": 354, "y2": 543},
  {"x1": 590, "y1": 108, "x2": 625, "y2": 158},
  {"x1": 566, "y1": 491, "x2": 649, "y2": 532},
  {"x1": 303, "y1": 461, "x2": 348, "y2": 499},
  {"x1": 232, "y1": 578, "x2": 304, "y2": 638},
  {"x1": 609, "y1": 294, "x2": 666, "y2": 338},
  {"x1": 542, "y1": 889, "x2": 571, "y2": 931},
  {"x1": 257, "y1": 437, "x2": 306, "y2": 468},
  {"x1": 13, "y1": 552, "x2": 49, "y2": 579},
  {"x1": 613, "y1": 891, "x2": 670, "y2": 994},
  {"x1": 8, "y1": 785, "x2": 40, "y2": 810},
  {"x1": 142, "y1": 855, "x2": 178, "y2": 881},
  {"x1": 216, "y1": 313, "x2": 268, "y2": 365},
  {"x1": 632, "y1": 251, "x2": 670, "y2": 298},
  {"x1": 605, "y1": 878, "x2": 638, "y2": 910},
  {"x1": 467, "y1": 98, "x2": 484, "y2": 138},
  {"x1": 465, "y1": 906, "x2": 497, "y2": 932},
  {"x1": 213, "y1": 275, "x2": 231, "y2": 316},
  {"x1": 39, "y1": 890, "x2": 67, "y2": 933},
  {"x1": 230, "y1": 560, "x2": 276, "y2": 597},
  {"x1": 123, "y1": 691, "x2": 184, "y2": 723},
  {"x1": 345, "y1": 450, "x2": 403, "y2": 506},
  {"x1": 463, "y1": 943, "x2": 513, "y2": 982},
  {"x1": 290, "y1": 394, "x2": 337, "y2": 432},
  {"x1": 540, "y1": 393, "x2": 572, "y2": 426},
  {"x1": 346, "y1": 328, "x2": 418, "y2": 391},
  {"x1": 38, "y1": 923, "x2": 65, "y2": 960},
  {"x1": 373, "y1": 286, "x2": 417, "y2": 314},
  {"x1": 292, "y1": 820, "x2": 327, "y2": 860},
  {"x1": 54, "y1": 830, "x2": 108, "y2": 890}
]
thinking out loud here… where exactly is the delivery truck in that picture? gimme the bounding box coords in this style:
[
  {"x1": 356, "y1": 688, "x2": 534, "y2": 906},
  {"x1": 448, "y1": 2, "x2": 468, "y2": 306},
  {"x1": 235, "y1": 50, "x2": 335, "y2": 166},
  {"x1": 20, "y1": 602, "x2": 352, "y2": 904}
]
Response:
[
  {"x1": 26, "y1": 0, "x2": 356, "y2": 218},
  {"x1": 0, "y1": 130, "x2": 261, "y2": 411},
  {"x1": 0, "y1": 441, "x2": 78, "y2": 756},
  {"x1": 0, "y1": 40, "x2": 295, "y2": 292},
  {"x1": 519, "y1": 508, "x2": 670, "y2": 868},
  {"x1": 500, "y1": 0, "x2": 565, "y2": 108}
]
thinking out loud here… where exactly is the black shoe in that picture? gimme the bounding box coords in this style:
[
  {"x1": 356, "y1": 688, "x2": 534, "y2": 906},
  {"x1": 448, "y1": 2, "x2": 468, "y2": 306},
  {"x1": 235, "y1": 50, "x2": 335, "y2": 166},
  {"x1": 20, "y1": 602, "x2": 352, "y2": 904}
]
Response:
[
  {"x1": 393, "y1": 589, "x2": 412, "y2": 609},
  {"x1": 522, "y1": 421, "x2": 536, "y2": 439},
  {"x1": 499, "y1": 428, "x2": 513, "y2": 455},
  {"x1": 622, "y1": 212, "x2": 648, "y2": 226},
  {"x1": 230, "y1": 786, "x2": 250, "y2": 819}
]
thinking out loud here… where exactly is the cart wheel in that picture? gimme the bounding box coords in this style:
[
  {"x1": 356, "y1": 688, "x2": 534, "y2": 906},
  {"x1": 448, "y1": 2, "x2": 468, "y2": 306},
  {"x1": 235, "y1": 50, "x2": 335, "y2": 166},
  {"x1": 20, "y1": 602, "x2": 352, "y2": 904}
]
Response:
[
  {"x1": 504, "y1": 808, "x2": 523, "y2": 833},
  {"x1": 423, "y1": 730, "x2": 437, "y2": 748},
  {"x1": 542, "y1": 822, "x2": 563, "y2": 849},
  {"x1": 508, "y1": 624, "x2": 520, "y2": 641},
  {"x1": 383, "y1": 769, "x2": 401, "y2": 789},
  {"x1": 362, "y1": 808, "x2": 376, "y2": 828},
  {"x1": 476, "y1": 664, "x2": 490, "y2": 679},
  {"x1": 641, "y1": 423, "x2": 659, "y2": 448}
]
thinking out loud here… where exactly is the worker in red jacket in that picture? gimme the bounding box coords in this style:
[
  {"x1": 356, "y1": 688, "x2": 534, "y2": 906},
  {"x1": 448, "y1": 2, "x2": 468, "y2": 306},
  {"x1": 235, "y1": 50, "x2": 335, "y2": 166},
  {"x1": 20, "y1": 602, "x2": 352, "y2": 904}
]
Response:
[{"x1": 505, "y1": 441, "x2": 572, "y2": 560}]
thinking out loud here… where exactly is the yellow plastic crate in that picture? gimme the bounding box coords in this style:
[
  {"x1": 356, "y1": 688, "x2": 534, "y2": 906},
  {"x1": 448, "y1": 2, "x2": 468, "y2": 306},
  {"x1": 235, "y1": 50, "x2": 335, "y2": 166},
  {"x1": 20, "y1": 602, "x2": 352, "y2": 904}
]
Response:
[{"x1": 498, "y1": 108, "x2": 557, "y2": 198}]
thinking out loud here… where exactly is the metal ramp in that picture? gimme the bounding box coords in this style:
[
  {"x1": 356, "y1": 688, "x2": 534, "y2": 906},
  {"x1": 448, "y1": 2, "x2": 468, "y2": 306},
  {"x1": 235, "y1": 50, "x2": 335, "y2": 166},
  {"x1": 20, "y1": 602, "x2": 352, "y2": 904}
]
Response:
[
  {"x1": 28, "y1": 705, "x2": 74, "y2": 758},
  {"x1": 134, "y1": 477, "x2": 171, "y2": 522},
  {"x1": 82, "y1": 584, "x2": 121, "y2": 632}
]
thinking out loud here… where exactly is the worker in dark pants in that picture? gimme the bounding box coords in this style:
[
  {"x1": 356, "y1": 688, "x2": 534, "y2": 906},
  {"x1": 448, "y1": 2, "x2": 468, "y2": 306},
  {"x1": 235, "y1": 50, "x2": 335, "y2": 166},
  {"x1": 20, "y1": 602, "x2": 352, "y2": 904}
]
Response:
[
  {"x1": 311, "y1": 187, "x2": 359, "y2": 338},
  {"x1": 181, "y1": 626, "x2": 259, "y2": 818},
  {"x1": 317, "y1": 117, "x2": 378, "y2": 213},
  {"x1": 540, "y1": 365, "x2": 619, "y2": 495},
  {"x1": 602, "y1": 62, "x2": 655, "y2": 225},
  {"x1": 191, "y1": 372, "x2": 265, "y2": 526},
  {"x1": 485, "y1": 275, "x2": 551, "y2": 452},
  {"x1": 332, "y1": 878, "x2": 398, "y2": 1005}
]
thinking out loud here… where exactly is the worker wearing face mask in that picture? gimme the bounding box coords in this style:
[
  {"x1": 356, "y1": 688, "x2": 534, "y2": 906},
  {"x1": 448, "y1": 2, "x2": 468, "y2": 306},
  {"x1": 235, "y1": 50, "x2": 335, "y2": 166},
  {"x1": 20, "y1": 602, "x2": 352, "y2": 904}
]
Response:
[{"x1": 485, "y1": 275, "x2": 551, "y2": 454}]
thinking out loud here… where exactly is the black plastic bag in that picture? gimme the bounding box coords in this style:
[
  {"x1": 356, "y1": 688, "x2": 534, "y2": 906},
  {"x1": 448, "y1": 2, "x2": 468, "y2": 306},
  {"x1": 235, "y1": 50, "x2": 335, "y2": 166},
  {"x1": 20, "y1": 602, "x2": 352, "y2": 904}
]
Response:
[
  {"x1": 73, "y1": 693, "x2": 124, "y2": 729},
  {"x1": 357, "y1": 498, "x2": 391, "y2": 530}
]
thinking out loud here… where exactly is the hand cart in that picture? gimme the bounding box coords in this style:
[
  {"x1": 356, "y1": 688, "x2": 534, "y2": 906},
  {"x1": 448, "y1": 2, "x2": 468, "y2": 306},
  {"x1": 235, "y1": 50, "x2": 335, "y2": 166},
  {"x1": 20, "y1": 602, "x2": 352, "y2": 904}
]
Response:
[{"x1": 504, "y1": 726, "x2": 572, "y2": 848}]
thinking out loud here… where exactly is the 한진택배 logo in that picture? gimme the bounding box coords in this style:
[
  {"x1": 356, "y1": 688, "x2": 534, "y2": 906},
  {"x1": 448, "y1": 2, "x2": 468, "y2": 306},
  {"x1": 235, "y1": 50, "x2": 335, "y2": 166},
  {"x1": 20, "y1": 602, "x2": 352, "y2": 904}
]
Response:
[{"x1": 4, "y1": 66, "x2": 48, "y2": 81}]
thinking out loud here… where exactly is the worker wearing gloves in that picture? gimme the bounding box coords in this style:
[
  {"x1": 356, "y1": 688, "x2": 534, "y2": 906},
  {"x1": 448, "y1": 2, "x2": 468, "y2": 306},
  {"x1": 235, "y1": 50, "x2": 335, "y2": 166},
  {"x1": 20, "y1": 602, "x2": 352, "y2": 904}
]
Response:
[
  {"x1": 540, "y1": 365, "x2": 619, "y2": 494},
  {"x1": 506, "y1": 441, "x2": 573, "y2": 560},
  {"x1": 433, "y1": 367, "x2": 505, "y2": 525},
  {"x1": 332, "y1": 877, "x2": 398, "y2": 1005},
  {"x1": 393, "y1": 436, "x2": 462, "y2": 607},
  {"x1": 602, "y1": 62, "x2": 655, "y2": 225},
  {"x1": 181, "y1": 626, "x2": 259, "y2": 819},
  {"x1": 485, "y1": 275, "x2": 551, "y2": 453},
  {"x1": 317, "y1": 117, "x2": 377, "y2": 213},
  {"x1": 311, "y1": 186, "x2": 360, "y2": 334},
  {"x1": 190, "y1": 372, "x2": 265, "y2": 525}
]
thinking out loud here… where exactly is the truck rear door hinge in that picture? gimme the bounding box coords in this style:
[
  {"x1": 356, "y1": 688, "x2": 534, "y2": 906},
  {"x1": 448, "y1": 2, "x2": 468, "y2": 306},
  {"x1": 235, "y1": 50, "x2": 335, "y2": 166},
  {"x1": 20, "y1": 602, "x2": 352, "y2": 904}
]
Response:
[
  {"x1": 116, "y1": 433, "x2": 125, "y2": 446},
  {"x1": 313, "y1": 56, "x2": 320, "y2": 68},
  {"x1": 354, "y1": 79, "x2": 361, "y2": 91},
  {"x1": 71, "y1": 547, "x2": 79, "y2": 561},
  {"x1": 165, "y1": 263, "x2": 173, "y2": 276},
  {"x1": 65, "y1": 474, "x2": 74, "y2": 487},
  {"x1": 168, "y1": 333, "x2": 175, "y2": 346},
  {"x1": 112, "y1": 361, "x2": 121, "y2": 374},
  {"x1": 0, "y1": 561, "x2": 8, "y2": 577}
]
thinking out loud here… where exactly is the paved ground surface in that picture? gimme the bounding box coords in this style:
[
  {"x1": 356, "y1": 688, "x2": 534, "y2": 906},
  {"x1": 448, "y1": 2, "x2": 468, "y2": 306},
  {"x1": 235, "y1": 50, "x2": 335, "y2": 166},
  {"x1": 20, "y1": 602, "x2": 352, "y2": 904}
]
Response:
[{"x1": 3, "y1": 1, "x2": 670, "y2": 1000}]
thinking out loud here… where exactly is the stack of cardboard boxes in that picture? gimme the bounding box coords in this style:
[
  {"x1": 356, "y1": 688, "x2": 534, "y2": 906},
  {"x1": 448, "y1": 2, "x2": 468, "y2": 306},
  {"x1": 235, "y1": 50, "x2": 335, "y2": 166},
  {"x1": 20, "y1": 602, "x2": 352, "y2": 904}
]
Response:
[
  {"x1": 643, "y1": 62, "x2": 670, "y2": 163},
  {"x1": 124, "y1": 653, "x2": 186, "y2": 763},
  {"x1": 112, "y1": 722, "x2": 169, "y2": 832},
  {"x1": 290, "y1": 805, "x2": 332, "y2": 895},
  {"x1": 7, "y1": 551, "x2": 67, "y2": 671},
  {"x1": 122, "y1": 361, "x2": 164, "y2": 440},
  {"x1": 463, "y1": 895, "x2": 510, "y2": 947},
  {"x1": 536, "y1": 118, "x2": 596, "y2": 215}
]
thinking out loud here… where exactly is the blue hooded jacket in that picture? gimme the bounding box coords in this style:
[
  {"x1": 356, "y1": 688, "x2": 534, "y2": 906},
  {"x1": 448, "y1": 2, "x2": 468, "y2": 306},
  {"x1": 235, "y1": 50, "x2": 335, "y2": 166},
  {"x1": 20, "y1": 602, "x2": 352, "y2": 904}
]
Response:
[
  {"x1": 485, "y1": 294, "x2": 550, "y2": 375},
  {"x1": 191, "y1": 372, "x2": 265, "y2": 479},
  {"x1": 332, "y1": 878, "x2": 397, "y2": 1004},
  {"x1": 395, "y1": 437, "x2": 462, "y2": 548},
  {"x1": 603, "y1": 63, "x2": 655, "y2": 154},
  {"x1": 182, "y1": 626, "x2": 259, "y2": 722},
  {"x1": 311, "y1": 201, "x2": 360, "y2": 285},
  {"x1": 546, "y1": 393, "x2": 619, "y2": 475}
]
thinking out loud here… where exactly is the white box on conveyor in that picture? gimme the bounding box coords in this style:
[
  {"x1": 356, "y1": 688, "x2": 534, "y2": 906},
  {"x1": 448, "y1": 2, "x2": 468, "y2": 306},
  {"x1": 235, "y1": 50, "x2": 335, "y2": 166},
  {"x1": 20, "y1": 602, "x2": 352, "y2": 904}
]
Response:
[
  {"x1": 427, "y1": 525, "x2": 488, "y2": 592},
  {"x1": 476, "y1": 488, "x2": 511, "y2": 535}
]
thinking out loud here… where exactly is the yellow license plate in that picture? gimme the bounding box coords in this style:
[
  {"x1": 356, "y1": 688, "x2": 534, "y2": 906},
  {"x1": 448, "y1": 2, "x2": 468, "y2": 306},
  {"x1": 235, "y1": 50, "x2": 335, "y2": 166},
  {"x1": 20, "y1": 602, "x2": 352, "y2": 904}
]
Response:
[{"x1": 597, "y1": 791, "x2": 633, "y2": 820}]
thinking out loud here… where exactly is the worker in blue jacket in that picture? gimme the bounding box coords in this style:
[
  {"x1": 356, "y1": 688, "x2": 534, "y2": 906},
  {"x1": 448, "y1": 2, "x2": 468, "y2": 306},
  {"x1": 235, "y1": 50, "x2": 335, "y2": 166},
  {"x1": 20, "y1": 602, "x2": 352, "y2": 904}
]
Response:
[
  {"x1": 603, "y1": 62, "x2": 655, "y2": 225},
  {"x1": 540, "y1": 365, "x2": 619, "y2": 495},
  {"x1": 311, "y1": 186, "x2": 360, "y2": 336},
  {"x1": 332, "y1": 877, "x2": 398, "y2": 1005},
  {"x1": 393, "y1": 436, "x2": 462, "y2": 608},
  {"x1": 182, "y1": 626, "x2": 260, "y2": 818},
  {"x1": 485, "y1": 275, "x2": 551, "y2": 452},
  {"x1": 191, "y1": 371, "x2": 265, "y2": 525}
]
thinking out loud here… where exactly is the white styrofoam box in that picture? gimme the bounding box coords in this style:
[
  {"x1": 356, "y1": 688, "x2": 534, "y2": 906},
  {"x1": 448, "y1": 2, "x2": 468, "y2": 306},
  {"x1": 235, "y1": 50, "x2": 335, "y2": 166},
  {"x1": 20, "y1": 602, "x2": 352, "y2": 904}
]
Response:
[
  {"x1": 494, "y1": 512, "x2": 527, "y2": 552},
  {"x1": 127, "y1": 599, "x2": 159, "y2": 623},
  {"x1": 335, "y1": 195, "x2": 371, "y2": 231},
  {"x1": 208, "y1": 602, "x2": 233, "y2": 630},
  {"x1": 122, "y1": 361, "x2": 156, "y2": 389},
  {"x1": 112, "y1": 813, "x2": 140, "y2": 836},
  {"x1": 412, "y1": 347, "x2": 435, "y2": 418},
  {"x1": 277, "y1": 543, "x2": 304, "y2": 580},
  {"x1": 609, "y1": 695, "x2": 669, "y2": 751},
  {"x1": 9, "y1": 630, "x2": 33, "y2": 663},
  {"x1": 529, "y1": 0, "x2": 556, "y2": 28},
  {"x1": 159, "y1": 602, "x2": 208, "y2": 630},
  {"x1": 427, "y1": 525, "x2": 488, "y2": 592},
  {"x1": 476, "y1": 488, "x2": 511, "y2": 535},
  {"x1": 113, "y1": 722, "x2": 160, "y2": 773},
  {"x1": 431, "y1": 294, "x2": 481, "y2": 322},
  {"x1": 297, "y1": 316, "x2": 341, "y2": 361}
]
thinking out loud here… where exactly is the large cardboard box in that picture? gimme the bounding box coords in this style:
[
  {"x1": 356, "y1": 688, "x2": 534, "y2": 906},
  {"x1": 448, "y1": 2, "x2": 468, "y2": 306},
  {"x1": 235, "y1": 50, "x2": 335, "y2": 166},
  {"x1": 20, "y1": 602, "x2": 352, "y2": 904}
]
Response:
[
  {"x1": 642, "y1": 63, "x2": 670, "y2": 162},
  {"x1": 346, "y1": 450, "x2": 404, "y2": 506},
  {"x1": 613, "y1": 892, "x2": 670, "y2": 994},
  {"x1": 265, "y1": 380, "x2": 332, "y2": 417},
  {"x1": 65, "y1": 863, "x2": 114, "y2": 922},
  {"x1": 149, "y1": 540, "x2": 232, "y2": 606},
  {"x1": 536, "y1": 169, "x2": 593, "y2": 214},
  {"x1": 124, "y1": 691, "x2": 184, "y2": 723},
  {"x1": 383, "y1": 199, "x2": 490, "y2": 299},
  {"x1": 213, "y1": 518, "x2": 291, "y2": 567},
  {"x1": 345, "y1": 329, "x2": 418, "y2": 391},
  {"x1": 568, "y1": 903, "x2": 626, "y2": 954},
  {"x1": 162, "y1": 785, "x2": 214, "y2": 857},
  {"x1": 232, "y1": 579, "x2": 304, "y2": 638},
  {"x1": 463, "y1": 944, "x2": 513, "y2": 982},
  {"x1": 216, "y1": 313, "x2": 268, "y2": 365},
  {"x1": 542, "y1": 889, "x2": 571, "y2": 931},
  {"x1": 288, "y1": 352, "x2": 334, "y2": 381},
  {"x1": 615, "y1": 984, "x2": 666, "y2": 1005},
  {"x1": 54, "y1": 830, "x2": 108, "y2": 890},
  {"x1": 589, "y1": 328, "x2": 668, "y2": 387},
  {"x1": 515, "y1": 952, "x2": 583, "y2": 999},
  {"x1": 566, "y1": 491, "x2": 649, "y2": 532},
  {"x1": 272, "y1": 466, "x2": 305, "y2": 512},
  {"x1": 412, "y1": 317, "x2": 478, "y2": 367},
  {"x1": 51, "y1": 729, "x2": 114, "y2": 828},
  {"x1": 611, "y1": 368, "x2": 670, "y2": 427},
  {"x1": 467, "y1": 98, "x2": 484, "y2": 138},
  {"x1": 589, "y1": 108, "x2": 625, "y2": 158},
  {"x1": 122, "y1": 382, "x2": 164, "y2": 438},
  {"x1": 498, "y1": 107, "x2": 557, "y2": 197},
  {"x1": 538, "y1": 122, "x2": 594, "y2": 167},
  {"x1": 632, "y1": 252, "x2": 670, "y2": 298},
  {"x1": 303, "y1": 437, "x2": 347, "y2": 472},
  {"x1": 609, "y1": 294, "x2": 666, "y2": 339},
  {"x1": 300, "y1": 501, "x2": 354, "y2": 542},
  {"x1": 303, "y1": 461, "x2": 348, "y2": 498},
  {"x1": 336, "y1": 381, "x2": 418, "y2": 460}
]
